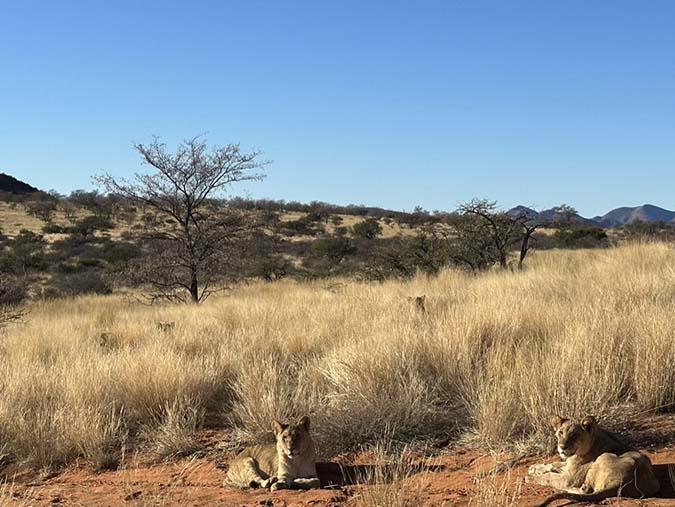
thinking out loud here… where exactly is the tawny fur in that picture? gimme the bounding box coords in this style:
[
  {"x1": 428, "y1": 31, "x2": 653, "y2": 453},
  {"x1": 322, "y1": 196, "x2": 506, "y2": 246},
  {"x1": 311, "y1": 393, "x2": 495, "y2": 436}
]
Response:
[
  {"x1": 527, "y1": 415, "x2": 659, "y2": 506},
  {"x1": 225, "y1": 416, "x2": 320, "y2": 491}
]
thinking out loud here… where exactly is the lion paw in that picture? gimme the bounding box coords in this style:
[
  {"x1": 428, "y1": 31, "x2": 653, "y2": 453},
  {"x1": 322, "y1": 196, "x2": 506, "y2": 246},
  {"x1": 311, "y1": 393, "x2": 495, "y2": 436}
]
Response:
[
  {"x1": 528, "y1": 463, "x2": 553, "y2": 475},
  {"x1": 270, "y1": 481, "x2": 287, "y2": 492},
  {"x1": 261, "y1": 477, "x2": 277, "y2": 489}
]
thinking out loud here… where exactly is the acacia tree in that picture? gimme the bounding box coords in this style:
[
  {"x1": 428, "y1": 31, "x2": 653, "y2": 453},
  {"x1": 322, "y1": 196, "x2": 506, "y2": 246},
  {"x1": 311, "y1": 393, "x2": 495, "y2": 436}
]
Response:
[
  {"x1": 550, "y1": 204, "x2": 578, "y2": 226},
  {"x1": 96, "y1": 137, "x2": 268, "y2": 303},
  {"x1": 25, "y1": 199, "x2": 57, "y2": 223},
  {"x1": 447, "y1": 214, "x2": 503, "y2": 271},
  {"x1": 455, "y1": 199, "x2": 541, "y2": 270},
  {"x1": 456, "y1": 199, "x2": 522, "y2": 269}
]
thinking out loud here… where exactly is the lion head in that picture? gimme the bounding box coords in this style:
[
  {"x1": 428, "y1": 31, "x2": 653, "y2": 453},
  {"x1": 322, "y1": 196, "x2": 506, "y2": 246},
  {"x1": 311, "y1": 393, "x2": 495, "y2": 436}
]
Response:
[
  {"x1": 273, "y1": 416, "x2": 313, "y2": 459},
  {"x1": 550, "y1": 415, "x2": 598, "y2": 460}
]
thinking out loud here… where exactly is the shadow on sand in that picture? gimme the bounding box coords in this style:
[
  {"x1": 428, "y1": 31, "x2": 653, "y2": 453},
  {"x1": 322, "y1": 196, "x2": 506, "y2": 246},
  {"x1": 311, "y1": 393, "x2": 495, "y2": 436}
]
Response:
[
  {"x1": 316, "y1": 461, "x2": 443, "y2": 488},
  {"x1": 318, "y1": 461, "x2": 675, "y2": 498},
  {"x1": 653, "y1": 463, "x2": 675, "y2": 498}
]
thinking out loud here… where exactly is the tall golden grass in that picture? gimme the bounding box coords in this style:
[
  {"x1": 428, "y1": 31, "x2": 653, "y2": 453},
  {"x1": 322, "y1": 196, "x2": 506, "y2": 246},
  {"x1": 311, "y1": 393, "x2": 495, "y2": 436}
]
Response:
[{"x1": 0, "y1": 243, "x2": 674, "y2": 470}]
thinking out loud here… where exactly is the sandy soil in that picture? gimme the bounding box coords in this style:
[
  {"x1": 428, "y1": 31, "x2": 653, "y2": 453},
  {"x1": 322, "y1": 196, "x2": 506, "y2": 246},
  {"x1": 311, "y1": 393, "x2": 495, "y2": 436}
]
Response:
[{"x1": 2, "y1": 417, "x2": 674, "y2": 507}]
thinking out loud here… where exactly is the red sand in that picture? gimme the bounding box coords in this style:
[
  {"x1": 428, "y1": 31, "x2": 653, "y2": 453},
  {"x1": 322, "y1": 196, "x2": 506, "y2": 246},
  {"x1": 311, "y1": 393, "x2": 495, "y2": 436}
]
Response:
[{"x1": 3, "y1": 417, "x2": 674, "y2": 507}]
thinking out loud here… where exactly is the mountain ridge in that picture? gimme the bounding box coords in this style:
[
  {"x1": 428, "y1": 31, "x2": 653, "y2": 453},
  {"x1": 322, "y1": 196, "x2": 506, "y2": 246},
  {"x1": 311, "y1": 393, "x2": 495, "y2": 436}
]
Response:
[
  {"x1": 509, "y1": 204, "x2": 675, "y2": 228},
  {"x1": 0, "y1": 173, "x2": 40, "y2": 194}
]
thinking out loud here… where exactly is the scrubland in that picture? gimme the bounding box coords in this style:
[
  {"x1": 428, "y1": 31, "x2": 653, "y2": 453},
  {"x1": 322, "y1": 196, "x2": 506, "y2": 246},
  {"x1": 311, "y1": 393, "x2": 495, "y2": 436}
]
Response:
[{"x1": 0, "y1": 242, "x2": 674, "y2": 474}]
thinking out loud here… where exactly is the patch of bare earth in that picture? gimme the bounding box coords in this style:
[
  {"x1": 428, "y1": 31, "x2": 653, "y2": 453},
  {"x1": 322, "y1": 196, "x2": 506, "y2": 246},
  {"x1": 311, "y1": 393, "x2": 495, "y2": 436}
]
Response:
[{"x1": 2, "y1": 416, "x2": 674, "y2": 507}]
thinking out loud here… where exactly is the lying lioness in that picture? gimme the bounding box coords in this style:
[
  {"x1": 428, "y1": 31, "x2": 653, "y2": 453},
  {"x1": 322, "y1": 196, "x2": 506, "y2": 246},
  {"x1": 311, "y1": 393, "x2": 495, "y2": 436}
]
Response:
[
  {"x1": 527, "y1": 415, "x2": 660, "y2": 506},
  {"x1": 225, "y1": 416, "x2": 321, "y2": 491}
]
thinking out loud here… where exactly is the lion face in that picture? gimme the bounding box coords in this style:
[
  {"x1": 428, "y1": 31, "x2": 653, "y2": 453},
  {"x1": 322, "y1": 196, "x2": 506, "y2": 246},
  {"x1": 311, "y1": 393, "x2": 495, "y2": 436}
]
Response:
[
  {"x1": 550, "y1": 415, "x2": 597, "y2": 460},
  {"x1": 273, "y1": 416, "x2": 312, "y2": 459}
]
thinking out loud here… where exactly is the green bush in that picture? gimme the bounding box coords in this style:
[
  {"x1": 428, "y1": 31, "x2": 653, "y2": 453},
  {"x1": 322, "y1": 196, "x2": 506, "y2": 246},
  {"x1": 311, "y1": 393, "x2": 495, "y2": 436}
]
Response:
[
  {"x1": 554, "y1": 227, "x2": 609, "y2": 248},
  {"x1": 352, "y1": 218, "x2": 383, "y2": 239},
  {"x1": 313, "y1": 236, "x2": 357, "y2": 263}
]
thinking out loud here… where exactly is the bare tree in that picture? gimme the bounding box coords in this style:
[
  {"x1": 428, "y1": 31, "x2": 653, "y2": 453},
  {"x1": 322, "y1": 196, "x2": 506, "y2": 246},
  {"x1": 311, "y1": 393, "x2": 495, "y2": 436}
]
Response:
[
  {"x1": 25, "y1": 199, "x2": 57, "y2": 223},
  {"x1": 60, "y1": 201, "x2": 80, "y2": 225},
  {"x1": 551, "y1": 203, "x2": 578, "y2": 226},
  {"x1": 513, "y1": 213, "x2": 541, "y2": 270},
  {"x1": 95, "y1": 137, "x2": 269, "y2": 303}
]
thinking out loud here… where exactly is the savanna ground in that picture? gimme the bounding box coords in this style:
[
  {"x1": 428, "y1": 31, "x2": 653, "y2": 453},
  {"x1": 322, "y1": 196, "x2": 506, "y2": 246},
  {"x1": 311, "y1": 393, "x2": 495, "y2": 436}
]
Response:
[{"x1": 1, "y1": 243, "x2": 675, "y2": 506}]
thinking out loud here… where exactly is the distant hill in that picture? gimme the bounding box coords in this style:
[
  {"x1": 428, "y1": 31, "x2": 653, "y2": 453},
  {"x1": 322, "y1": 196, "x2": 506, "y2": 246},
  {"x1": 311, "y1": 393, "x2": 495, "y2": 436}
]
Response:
[
  {"x1": 0, "y1": 173, "x2": 39, "y2": 194},
  {"x1": 509, "y1": 204, "x2": 675, "y2": 228},
  {"x1": 507, "y1": 205, "x2": 539, "y2": 220},
  {"x1": 593, "y1": 205, "x2": 675, "y2": 227},
  {"x1": 507, "y1": 206, "x2": 600, "y2": 226}
]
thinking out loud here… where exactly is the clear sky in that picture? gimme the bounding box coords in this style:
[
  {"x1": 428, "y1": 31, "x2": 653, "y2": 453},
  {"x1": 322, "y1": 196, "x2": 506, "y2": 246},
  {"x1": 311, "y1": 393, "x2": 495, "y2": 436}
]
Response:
[{"x1": 1, "y1": 1, "x2": 674, "y2": 217}]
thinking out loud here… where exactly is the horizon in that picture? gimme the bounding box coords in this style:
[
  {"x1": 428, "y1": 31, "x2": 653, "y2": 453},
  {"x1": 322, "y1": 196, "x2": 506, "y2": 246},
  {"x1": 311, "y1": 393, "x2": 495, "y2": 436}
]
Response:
[
  {"x1": 2, "y1": 1, "x2": 675, "y2": 217},
  {"x1": 3, "y1": 170, "x2": 673, "y2": 219}
]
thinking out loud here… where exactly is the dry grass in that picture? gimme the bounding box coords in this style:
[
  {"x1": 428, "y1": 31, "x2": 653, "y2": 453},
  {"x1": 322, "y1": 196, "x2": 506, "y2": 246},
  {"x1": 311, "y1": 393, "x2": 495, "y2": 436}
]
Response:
[
  {"x1": 351, "y1": 442, "x2": 429, "y2": 507},
  {"x1": 0, "y1": 243, "x2": 674, "y2": 470},
  {"x1": 0, "y1": 202, "x2": 49, "y2": 236},
  {"x1": 0, "y1": 483, "x2": 35, "y2": 507},
  {"x1": 469, "y1": 473, "x2": 522, "y2": 507}
]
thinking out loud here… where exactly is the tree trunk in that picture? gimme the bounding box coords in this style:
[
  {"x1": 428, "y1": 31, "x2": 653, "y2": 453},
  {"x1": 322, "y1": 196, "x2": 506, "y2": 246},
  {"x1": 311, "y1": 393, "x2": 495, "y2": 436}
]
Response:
[
  {"x1": 189, "y1": 271, "x2": 199, "y2": 303},
  {"x1": 499, "y1": 253, "x2": 508, "y2": 270},
  {"x1": 518, "y1": 238, "x2": 528, "y2": 270},
  {"x1": 518, "y1": 227, "x2": 536, "y2": 270}
]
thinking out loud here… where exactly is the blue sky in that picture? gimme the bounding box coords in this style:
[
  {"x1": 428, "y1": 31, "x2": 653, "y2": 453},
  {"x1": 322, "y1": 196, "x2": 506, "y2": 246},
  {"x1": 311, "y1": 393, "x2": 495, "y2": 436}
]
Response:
[{"x1": 1, "y1": 0, "x2": 674, "y2": 217}]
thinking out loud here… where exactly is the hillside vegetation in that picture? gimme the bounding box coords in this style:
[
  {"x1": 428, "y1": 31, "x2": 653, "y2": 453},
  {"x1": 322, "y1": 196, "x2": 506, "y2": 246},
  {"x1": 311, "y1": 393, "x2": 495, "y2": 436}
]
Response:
[
  {"x1": 0, "y1": 243, "x2": 673, "y2": 471},
  {"x1": 6, "y1": 190, "x2": 672, "y2": 305}
]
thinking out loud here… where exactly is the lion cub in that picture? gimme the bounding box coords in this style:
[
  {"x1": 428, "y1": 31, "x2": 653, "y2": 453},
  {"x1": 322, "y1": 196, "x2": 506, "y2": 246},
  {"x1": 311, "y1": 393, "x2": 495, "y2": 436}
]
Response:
[
  {"x1": 225, "y1": 416, "x2": 321, "y2": 491},
  {"x1": 527, "y1": 415, "x2": 659, "y2": 506}
]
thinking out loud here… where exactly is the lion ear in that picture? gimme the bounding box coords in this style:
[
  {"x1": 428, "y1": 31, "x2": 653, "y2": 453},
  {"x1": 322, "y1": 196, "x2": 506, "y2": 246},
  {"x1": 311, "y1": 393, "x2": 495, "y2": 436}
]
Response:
[
  {"x1": 272, "y1": 420, "x2": 287, "y2": 435},
  {"x1": 581, "y1": 416, "x2": 597, "y2": 432},
  {"x1": 549, "y1": 415, "x2": 567, "y2": 430},
  {"x1": 297, "y1": 416, "x2": 310, "y2": 431}
]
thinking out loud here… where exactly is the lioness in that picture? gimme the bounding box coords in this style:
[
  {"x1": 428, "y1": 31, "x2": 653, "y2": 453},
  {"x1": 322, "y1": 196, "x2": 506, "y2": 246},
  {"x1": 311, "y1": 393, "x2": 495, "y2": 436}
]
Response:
[
  {"x1": 225, "y1": 416, "x2": 321, "y2": 491},
  {"x1": 527, "y1": 415, "x2": 660, "y2": 506}
]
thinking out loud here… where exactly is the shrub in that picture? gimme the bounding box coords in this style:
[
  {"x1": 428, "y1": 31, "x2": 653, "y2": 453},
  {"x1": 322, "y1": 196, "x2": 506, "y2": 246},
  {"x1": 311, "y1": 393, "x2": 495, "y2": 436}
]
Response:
[
  {"x1": 48, "y1": 272, "x2": 112, "y2": 297},
  {"x1": 5, "y1": 230, "x2": 47, "y2": 274},
  {"x1": 42, "y1": 223, "x2": 67, "y2": 234},
  {"x1": 101, "y1": 242, "x2": 142, "y2": 264},
  {"x1": 313, "y1": 236, "x2": 357, "y2": 263},
  {"x1": 553, "y1": 226, "x2": 609, "y2": 248},
  {"x1": 68, "y1": 216, "x2": 114, "y2": 238},
  {"x1": 0, "y1": 252, "x2": 21, "y2": 275},
  {"x1": 25, "y1": 199, "x2": 57, "y2": 223},
  {"x1": 352, "y1": 218, "x2": 383, "y2": 239},
  {"x1": 275, "y1": 216, "x2": 322, "y2": 236},
  {"x1": 620, "y1": 220, "x2": 675, "y2": 242},
  {"x1": 0, "y1": 276, "x2": 28, "y2": 306}
]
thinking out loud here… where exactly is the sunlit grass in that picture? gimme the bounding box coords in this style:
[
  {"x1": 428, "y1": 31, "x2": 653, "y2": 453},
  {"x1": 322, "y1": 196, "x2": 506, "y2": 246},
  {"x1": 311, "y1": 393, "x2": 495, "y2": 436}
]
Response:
[{"x1": 0, "y1": 243, "x2": 673, "y2": 470}]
